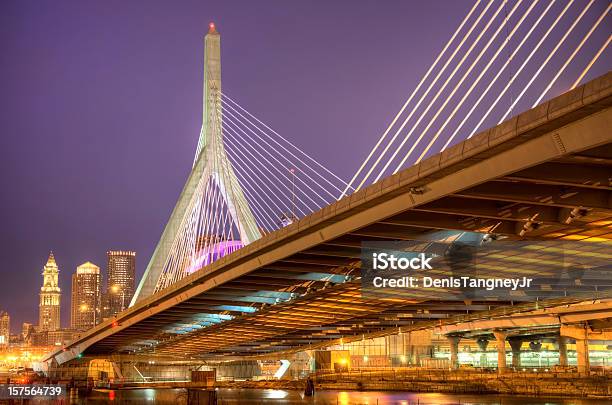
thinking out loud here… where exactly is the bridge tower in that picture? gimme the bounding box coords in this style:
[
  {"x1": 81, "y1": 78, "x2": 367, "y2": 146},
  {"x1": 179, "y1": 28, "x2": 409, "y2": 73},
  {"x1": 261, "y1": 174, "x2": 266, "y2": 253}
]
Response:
[{"x1": 132, "y1": 23, "x2": 261, "y2": 304}]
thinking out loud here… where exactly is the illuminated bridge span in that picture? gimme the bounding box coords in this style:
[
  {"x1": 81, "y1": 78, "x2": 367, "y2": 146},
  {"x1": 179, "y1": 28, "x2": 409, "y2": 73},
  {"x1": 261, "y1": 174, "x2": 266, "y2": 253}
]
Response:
[
  {"x1": 134, "y1": 1, "x2": 612, "y2": 303},
  {"x1": 41, "y1": 2, "x2": 612, "y2": 378},
  {"x1": 44, "y1": 72, "x2": 612, "y2": 366}
]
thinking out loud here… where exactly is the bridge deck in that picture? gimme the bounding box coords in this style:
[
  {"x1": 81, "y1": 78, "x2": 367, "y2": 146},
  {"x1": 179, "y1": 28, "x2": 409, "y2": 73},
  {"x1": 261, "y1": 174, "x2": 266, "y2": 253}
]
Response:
[{"x1": 46, "y1": 72, "x2": 612, "y2": 364}]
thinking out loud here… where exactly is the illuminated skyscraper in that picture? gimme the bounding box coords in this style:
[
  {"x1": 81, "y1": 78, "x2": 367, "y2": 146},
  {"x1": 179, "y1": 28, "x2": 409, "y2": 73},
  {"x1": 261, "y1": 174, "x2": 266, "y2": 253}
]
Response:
[
  {"x1": 0, "y1": 311, "x2": 9, "y2": 347},
  {"x1": 107, "y1": 251, "x2": 136, "y2": 316},
  {"x1": 39, "y1": 252, "x2": 61, "y2": 331},
  {"x1": 71, "y1": 261, "x2": 101, "y2": 331}
]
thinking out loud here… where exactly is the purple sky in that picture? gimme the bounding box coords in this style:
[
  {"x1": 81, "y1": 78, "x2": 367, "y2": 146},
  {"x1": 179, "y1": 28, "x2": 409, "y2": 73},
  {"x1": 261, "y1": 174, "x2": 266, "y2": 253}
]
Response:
[{"x1": 0, "y1": 0, "x2": 609, "y2": 329}]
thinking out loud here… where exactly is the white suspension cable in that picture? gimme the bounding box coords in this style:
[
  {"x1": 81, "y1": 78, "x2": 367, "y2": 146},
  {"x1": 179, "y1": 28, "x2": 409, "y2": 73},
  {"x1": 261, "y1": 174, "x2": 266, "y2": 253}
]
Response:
[
  {"x1": 162, "y1": 176, "x2": 205, "y2": 289},
  {"x1": 202, "y1": 181, "x2": 222, "y2": 264},
  {"x1": 533, "y1": 3, "x2": 611, "y2": 106},
  {"x1": 467, "y1": 0, "x2": 576, "y2": 139},
  {"x1": 210, "y1": 91, "x2": 258, "y2": 246},
  {"x1": 228, "y1": 166, "x2": 279, "y2": 231},
  {"x1": 497, "y1": 0, "x2": 595, "y2": 123},
  {"x1": 221, "y1": 107, "x2": 332, "y2": 206},
  {"x1": 392, "y1": 0, "x2": 523, "y2": 177},
  {"x1": 352, "y1": 0, "x2": 498, "y2": 191},
  {"x1": 220, "y1": 101, "x2": 343, "y2": 201},
  {"x1": 441, "y1": 0, "x2": 556, "y2": 151},
  {"x1": 200, "y1": 95, "x2": 239, "y2": 269},
  {"x1": 220, "y1": 94, "x2": 349, "y2": 192},
  {"x1": 571, "y1": 34, "x2": 611, "y2": 89},
  {"x1": 339, "y1": 0, "x2": 483, "y2": 197},
  {"x1": 222, "y1": 127, "x2": 307, "y2": 217},
  {"x1": 222, "y1": 126, "x2": 311, "y2": 217},
  {"x1": 194, "y1": 180, "x2": 212, "y2": 259},
  {"x1": 414, "y1": 0, "x2": 539, "y2": 162},
  {"x1": 221, "y1": 132, "x2": 286, "y2": 230}
]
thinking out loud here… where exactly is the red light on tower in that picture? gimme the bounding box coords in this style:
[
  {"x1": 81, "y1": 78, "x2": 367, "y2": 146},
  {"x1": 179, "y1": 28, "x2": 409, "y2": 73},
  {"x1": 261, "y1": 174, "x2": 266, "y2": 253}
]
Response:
[{"x1": 209, "y1": 22, "x2": 216, "y2": 32}]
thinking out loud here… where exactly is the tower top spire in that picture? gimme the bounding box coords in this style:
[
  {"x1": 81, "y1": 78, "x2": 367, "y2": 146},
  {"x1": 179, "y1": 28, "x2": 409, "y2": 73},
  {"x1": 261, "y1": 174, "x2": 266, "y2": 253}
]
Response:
[
  {"x1": 46, "y1": 251, "x2": 56, "y2": 266},
  {"x1": 208, "y1": 22, "x2": 218, "y2": 35}
]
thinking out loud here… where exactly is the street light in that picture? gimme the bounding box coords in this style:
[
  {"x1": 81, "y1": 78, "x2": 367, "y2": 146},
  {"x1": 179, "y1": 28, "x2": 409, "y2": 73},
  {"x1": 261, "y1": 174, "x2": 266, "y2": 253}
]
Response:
[{"x1": 111, "y1": 285, "x2": 126, "y2": 312}]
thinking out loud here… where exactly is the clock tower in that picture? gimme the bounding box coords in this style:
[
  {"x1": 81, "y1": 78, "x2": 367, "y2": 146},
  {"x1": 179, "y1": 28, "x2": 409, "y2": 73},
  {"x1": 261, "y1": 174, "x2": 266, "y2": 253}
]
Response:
[{"x1": 39, "y1": 252, "x2": 61, "y2": 331}]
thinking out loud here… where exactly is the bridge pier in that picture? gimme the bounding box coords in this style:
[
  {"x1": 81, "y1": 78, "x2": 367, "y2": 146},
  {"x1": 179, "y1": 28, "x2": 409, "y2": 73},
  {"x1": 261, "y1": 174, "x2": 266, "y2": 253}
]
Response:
[
  {"x1": 477, "y1": 337, "x2": 489, "y2": 367},
  {"x1": 447, "y1": 335, "x2": 461, "y2": 370},
  {"x1": 493, "y1": 330, "x2": 507, "y2": 374},
  {"x1": 561, "y1": 324, "x2": 592, "y2": 375},
  {"x1": 508, "y1": 337, "x2": 523, "y2": 369},
  {"x1": 558, "y1": 335, "x2": 568, "y2": 367},
  {"x1": 575, "y1": 338, "x2": 590, "y2": 375}
]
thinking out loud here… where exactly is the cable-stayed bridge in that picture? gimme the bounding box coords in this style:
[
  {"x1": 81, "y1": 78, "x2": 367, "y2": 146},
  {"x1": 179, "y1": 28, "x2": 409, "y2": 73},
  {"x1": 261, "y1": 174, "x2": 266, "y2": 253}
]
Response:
[
  {"x1": 134, "y1": 0, "x2": 611, "y2": 304},
  {"x1": 41, "y1": 1, "x2": 611, "y2": 376},
  {"x1": 133, "y1": 23, "x2": 352, "y2": 301}
]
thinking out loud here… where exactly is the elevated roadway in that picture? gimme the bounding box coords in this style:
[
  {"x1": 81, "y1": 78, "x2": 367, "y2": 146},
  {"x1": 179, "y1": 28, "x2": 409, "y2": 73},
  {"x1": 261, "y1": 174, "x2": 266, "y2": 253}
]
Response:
[{"x1": 43, "y1": 72, "x2": 612, "y2": 366}]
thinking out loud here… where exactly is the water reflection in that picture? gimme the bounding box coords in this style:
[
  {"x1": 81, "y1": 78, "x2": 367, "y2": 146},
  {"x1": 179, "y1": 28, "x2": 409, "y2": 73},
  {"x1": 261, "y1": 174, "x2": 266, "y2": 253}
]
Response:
[{"x1": 73, "y1": 388, "x2": 611, "y2": 404}]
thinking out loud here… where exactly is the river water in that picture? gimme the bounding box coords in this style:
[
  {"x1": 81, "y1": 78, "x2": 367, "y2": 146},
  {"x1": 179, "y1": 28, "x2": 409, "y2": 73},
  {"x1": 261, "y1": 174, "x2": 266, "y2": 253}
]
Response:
[{"x1": 69, "y1": 388, "x2": 611, "y2": 404}]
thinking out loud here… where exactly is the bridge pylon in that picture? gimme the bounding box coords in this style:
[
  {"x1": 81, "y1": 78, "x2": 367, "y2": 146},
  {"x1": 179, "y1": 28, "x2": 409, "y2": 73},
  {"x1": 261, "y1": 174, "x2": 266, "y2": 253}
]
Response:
[{"x1": 132, "y1": 23, "x2": 261, "y2": 304}]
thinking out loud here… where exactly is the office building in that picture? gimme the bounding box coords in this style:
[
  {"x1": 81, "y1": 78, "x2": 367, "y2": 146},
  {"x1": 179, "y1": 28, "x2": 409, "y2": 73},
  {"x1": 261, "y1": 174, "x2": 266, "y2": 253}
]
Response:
[
  {"x1": 71, "y1": 261, "x2": 101, "y2": 331},
  {"x1": 107, "y1": 250, "x2": 136, "y2": 316}
]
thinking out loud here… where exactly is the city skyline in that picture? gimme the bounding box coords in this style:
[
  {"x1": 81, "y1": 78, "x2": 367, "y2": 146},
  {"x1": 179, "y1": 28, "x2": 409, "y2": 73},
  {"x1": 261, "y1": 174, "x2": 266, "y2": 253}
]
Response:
[
  {"x1": 0, "y1": 250, "x2": 136, "y2": 332},
  {"x1": 0, "y1": 1, "x2": 609, "y2": 399},
  {"x1": 1, "y1": 0, "x2": 609, "y2": 329}
]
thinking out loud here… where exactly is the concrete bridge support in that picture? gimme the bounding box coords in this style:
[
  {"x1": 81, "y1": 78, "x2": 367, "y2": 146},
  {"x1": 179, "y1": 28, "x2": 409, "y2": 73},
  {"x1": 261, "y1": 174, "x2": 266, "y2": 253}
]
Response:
[
  {"x1": 447, "y1": 335, "x2": 461, "y2": 370},
  {"x1": 561, "y1": 324, "x2": 592, "y2": 375},
  {"x1": 575, "y1": 338, "x2": 590, "y2": 375},
  {"x1": 558, "y1": 335, "x2": 568, "y2": 367},
  {"x1": 493, "y1": 330, "x2": 507, "y2": 374},
  {"x1": 477, "y1": 337, "x2": 489, "y2": 367},
  {"x1": 508, "y1": 338, "x2": 523, "y2": 369}
]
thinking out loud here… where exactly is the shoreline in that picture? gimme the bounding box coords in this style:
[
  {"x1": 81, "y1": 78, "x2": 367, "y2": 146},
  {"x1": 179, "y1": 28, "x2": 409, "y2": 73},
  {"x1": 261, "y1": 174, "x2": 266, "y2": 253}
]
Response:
[{"x1": 216, "y1": 371, "x2": 612, "y2": 400}]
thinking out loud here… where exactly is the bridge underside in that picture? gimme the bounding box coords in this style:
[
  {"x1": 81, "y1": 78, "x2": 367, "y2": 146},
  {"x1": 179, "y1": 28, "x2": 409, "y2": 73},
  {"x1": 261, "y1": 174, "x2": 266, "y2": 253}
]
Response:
[{"x1": 47, "y1": 73, "x2": 612, "y2": 364}]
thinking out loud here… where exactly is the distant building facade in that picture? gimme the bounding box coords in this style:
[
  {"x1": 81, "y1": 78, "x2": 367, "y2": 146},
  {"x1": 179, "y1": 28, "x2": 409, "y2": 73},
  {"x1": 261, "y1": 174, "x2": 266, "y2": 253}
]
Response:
[
  {"x1": 29, "y1": 330, "x2": 48, "y2": 347},
  {"x1": 39, "y1": 252, "x2": 61, "y2": 331},
  {"x1": 47, "y1": 329, "x2": 77, "y2": 347},
  {"x1": 107, "y1": 250, "x2": 136, "y2": 316},
  {"x1": 71, "y1": 262, "x2": 101, "y2": 331},
  {"x1": 100, "y1": 292, "x2": 111, "y2": 321},
  {"x1": 0, "y1": 311, "x2": 9, "y2": 346},
  {"x1": 30, "y1": 329, "x2": 77, "y2": 347},
  {"x1": 21, "y1": 322, "x2": 34, "y2": 341}
]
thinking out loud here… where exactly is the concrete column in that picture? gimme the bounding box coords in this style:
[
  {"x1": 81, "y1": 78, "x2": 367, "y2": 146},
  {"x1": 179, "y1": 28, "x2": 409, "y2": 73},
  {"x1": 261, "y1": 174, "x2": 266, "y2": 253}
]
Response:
[
  {"x1": 560, "y1": 324, "x2": 590, "y2": 375},
  {"x1": 558, "y1": 335, "x2": 568, "y2": 367},
  {"x1": 575, "y1": 338, "x2": 590, "y2": 375},
  {"x1": 508, "y1": 338, "x2": 523, "y2": 369},
  {"x1": 477, "y1": 337, "x2": 489, "y2": 367},
  {"x1": 493, "y1": 331, "x2": 507, "y2": 374},
  {"x1": 447, "y1": 335, "x2": 460, "y2": 370}
]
